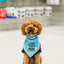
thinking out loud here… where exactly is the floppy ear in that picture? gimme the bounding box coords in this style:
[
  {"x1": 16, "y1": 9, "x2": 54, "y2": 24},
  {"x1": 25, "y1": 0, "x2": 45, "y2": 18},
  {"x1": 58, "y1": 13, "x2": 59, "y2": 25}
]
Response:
[
  {"x1": 21, "y1": 23, "x2": 26, "y2": 35},
  {"x1": 37, "y1": 23, "x2": 42, "y2": 35}
]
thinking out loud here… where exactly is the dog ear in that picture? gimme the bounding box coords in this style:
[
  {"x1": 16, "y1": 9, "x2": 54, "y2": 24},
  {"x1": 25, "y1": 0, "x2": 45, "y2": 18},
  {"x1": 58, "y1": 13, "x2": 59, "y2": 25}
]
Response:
[
  {"x1": 37, "y1": 23, "x2": 42, "y2": 35},
  {"x1": 21, "y1": 23, "x2": 26, "y2": 35}
]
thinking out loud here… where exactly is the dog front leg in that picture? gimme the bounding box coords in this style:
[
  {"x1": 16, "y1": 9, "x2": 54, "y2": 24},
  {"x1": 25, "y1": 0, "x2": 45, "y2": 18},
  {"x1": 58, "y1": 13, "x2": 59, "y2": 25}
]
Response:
[
  {"x1": 35, "y1": 52, "x2": 40, "y2": 64},
  {"x1": 23, "y1": 53, "x2": 29, "y2": 64}
]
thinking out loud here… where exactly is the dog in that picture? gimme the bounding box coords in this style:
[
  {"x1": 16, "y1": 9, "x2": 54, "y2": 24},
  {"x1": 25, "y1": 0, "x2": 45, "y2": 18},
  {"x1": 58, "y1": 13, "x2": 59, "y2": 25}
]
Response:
[{"x1": 21, "y1": 20, "x2": 42, "y2": 64}]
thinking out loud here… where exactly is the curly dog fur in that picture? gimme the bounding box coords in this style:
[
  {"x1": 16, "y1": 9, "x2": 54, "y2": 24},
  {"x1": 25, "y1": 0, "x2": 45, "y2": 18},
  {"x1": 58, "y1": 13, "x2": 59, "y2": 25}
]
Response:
[{"x1": 21, "y1": 20, "x2": 42, "y2": 64}]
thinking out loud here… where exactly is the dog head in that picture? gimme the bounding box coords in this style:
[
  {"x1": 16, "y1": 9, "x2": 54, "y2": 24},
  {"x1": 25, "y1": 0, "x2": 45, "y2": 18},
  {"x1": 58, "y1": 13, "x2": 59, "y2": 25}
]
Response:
[{"x1": 21, "y1": 20, "x2": 42, "y2": 36}]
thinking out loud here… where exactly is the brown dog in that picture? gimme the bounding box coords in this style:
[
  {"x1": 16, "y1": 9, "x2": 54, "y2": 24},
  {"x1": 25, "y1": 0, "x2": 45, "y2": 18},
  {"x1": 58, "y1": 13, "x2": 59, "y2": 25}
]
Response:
[{"x1": 21, "y1": 20, "x2": 42, "y2": 64}]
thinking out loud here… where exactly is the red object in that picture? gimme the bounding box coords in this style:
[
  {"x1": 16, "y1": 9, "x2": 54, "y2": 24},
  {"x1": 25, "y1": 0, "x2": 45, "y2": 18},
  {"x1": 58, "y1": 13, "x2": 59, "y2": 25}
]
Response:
[
  {"x1": 0, "y1": 8, "x2": 6, "y2": 19},
  {"x1": 39, "y1": 43, "x2": 41, "y2": 50}
]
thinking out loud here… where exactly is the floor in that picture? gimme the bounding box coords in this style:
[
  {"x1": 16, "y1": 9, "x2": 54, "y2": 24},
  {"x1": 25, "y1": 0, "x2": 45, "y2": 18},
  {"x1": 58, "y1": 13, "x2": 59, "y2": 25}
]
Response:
[{"x1": 0, "y1": 26, "x2": 64, "y2": 64}]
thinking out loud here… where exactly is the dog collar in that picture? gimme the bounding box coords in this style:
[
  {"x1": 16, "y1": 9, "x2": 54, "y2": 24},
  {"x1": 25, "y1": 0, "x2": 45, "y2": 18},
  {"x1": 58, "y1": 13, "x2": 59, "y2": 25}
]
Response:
[{"x1": 26, "y1": 35, "x2": 38, "y2": 40}]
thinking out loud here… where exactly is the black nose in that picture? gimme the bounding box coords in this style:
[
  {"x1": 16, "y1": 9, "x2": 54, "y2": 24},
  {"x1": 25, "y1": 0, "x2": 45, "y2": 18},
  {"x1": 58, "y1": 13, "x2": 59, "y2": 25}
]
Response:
[{"x1": 30, "y1": 27, "x2": 32, "y2": 29}]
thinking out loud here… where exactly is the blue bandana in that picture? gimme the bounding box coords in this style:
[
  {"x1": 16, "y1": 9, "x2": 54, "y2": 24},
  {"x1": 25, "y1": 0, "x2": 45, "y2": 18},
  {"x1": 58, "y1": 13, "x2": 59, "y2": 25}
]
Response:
[{"x1": 24, "y1": 35, "x2": 39, "y2": 57}]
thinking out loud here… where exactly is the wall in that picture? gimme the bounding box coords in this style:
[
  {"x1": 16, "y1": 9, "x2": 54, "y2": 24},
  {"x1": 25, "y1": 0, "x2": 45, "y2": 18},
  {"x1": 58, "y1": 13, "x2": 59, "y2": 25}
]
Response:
[
  {"x1": 0, "y1": 0, "x2": 64, "y2": 31},
  {"x1": 0, "y1": 0, "x2": 46, "y2": 7}
]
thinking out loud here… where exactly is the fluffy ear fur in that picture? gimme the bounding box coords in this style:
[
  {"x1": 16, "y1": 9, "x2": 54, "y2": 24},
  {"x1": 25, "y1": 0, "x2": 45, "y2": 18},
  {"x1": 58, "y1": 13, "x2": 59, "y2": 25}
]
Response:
[
  {"x1": 21, "y1": 23, "x2": 26, "y2": 35},
  {"x1": 37, "y1": 23, "x2": 42, "y2": 35}
]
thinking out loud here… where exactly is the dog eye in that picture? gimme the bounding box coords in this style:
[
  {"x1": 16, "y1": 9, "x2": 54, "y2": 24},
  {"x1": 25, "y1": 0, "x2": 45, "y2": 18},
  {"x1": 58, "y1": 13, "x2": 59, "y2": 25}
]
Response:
[{"x1": 33, "y1": 24, "x2": 36, "y2": 26}]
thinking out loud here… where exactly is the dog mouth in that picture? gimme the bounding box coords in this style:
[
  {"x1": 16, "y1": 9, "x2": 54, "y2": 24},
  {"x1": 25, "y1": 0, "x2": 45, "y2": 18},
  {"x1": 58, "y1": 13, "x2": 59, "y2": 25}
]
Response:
[{"x1": 28, "y1": 30, "x2": 34, "y2": 34}]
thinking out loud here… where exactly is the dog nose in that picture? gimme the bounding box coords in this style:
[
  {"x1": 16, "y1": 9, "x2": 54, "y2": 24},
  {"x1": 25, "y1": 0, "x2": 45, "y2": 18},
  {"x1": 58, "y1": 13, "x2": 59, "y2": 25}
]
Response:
[{"x1": 30, "y1": 27, "x2": 32, "y2": 29}]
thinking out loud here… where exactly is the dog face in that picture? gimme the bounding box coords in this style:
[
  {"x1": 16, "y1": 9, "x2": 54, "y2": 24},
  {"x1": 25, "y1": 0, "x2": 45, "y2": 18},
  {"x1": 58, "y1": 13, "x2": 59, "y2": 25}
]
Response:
[{"x1": 21, "y1": 20, "x2": 42, "y2": 36}]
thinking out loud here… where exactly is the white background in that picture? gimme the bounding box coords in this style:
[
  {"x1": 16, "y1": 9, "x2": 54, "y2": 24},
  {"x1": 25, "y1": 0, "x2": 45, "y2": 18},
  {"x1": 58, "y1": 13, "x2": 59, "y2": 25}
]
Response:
[{"x1": 0, "y1": 26, "x2": 64, "y2": 64}]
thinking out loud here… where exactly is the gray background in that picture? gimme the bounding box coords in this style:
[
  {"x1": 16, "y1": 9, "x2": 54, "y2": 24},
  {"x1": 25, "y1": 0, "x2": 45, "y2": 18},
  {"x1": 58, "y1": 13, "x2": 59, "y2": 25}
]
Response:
[{"x1": 0, "y1": 0, "x2": 64, "y2": 31}]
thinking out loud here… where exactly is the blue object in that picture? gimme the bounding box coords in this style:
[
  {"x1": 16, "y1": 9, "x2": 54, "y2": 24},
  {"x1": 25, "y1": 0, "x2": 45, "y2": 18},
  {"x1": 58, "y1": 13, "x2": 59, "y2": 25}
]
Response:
[
  {"x1": 6, "y1": 16, "x2": 17, "y2": 19},
  {"x1": 0, "y1": 0, "x2": 5, "y2": 2},
  {"x1": 24, "y1": 35, "x2": 39, "y2": 57}
]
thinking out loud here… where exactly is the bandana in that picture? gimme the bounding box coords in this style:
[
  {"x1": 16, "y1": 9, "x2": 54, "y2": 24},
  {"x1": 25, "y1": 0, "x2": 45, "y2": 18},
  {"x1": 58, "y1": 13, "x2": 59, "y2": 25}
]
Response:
[{"x1": 24, "y1": 35, "x2": 39, "y2": 57}]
